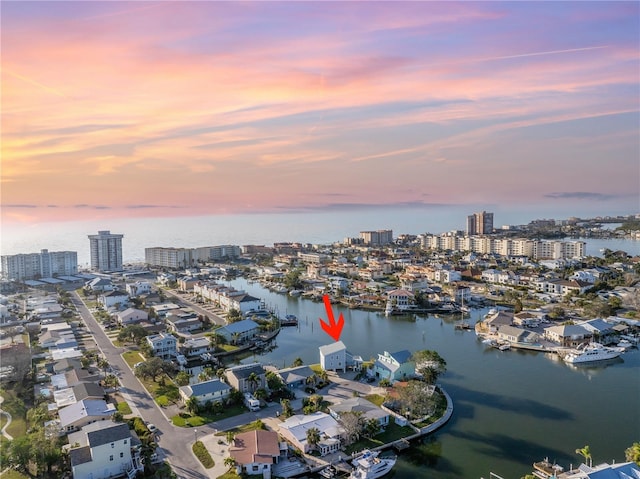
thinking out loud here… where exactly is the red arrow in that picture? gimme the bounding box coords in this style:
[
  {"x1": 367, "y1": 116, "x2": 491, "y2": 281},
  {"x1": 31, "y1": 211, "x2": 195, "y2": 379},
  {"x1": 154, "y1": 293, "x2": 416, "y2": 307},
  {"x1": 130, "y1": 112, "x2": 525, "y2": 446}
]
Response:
[{"x1": 319, "y1": 294, "x2": 344, "y2": 341}]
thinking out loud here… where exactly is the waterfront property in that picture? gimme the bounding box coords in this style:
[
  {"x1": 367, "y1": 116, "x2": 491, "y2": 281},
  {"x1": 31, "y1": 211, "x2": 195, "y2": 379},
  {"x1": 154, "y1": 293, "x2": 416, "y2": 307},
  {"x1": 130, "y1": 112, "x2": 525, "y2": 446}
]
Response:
[
  {"x1": 145, "y1": 332, "x2": 177, "y2": 359},
  {"x1": 278, "y1": 411, "x2": 345, "y2": 456},
  {"x1": 217, "y1": 319, "x2": 260, "y2": 344},
  {"x1": 276, "y1": 365, "x2": 317, "y2": 390},
  {"x1": 319, "y1": 341, "x2": 347, "y2": 372},
  {"x1": 371, "y1": 350, "x2": 415, "y2": 383},
  {"x1": 329, "y1": 397, "x2": 390, "y2": 429}
]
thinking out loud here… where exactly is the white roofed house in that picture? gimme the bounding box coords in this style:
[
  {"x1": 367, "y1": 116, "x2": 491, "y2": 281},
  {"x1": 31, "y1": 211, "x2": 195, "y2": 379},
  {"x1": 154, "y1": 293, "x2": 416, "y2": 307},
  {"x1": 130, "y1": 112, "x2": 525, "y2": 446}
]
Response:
[
  {"x1": 319, "y1": 341, "x2": 347, "y2": 372},
  {"x1": 116, "y1": 308, "x2": 148, "y2": 326},
  {"x1": 58, "y1": 399, "x2": 116, "y2": 434},
  {"x1": 543, "y1": 324, "x2": 591, "y2": 348},
  {"x1": 67, "y1": 420, "x2": 142, "y2": 479},
  {"x1": 278, "y1": 411, "x2": 345, "y2": 456},
  {"x1": 98, "y1": 290, "x2": 129, "y2": 310},
  {"x1": 179, "y1": 336, "x2": 215, "y2": 360},
  {"x1": 125, "y1": 281, "x2": 152, "y2": 297},
  {"x1": 146, "y1": 332, "x2": 177, "y2": 360},
  {"x1": 85, "y1": 277, "x2": 114, "y2": 293},
  {"x1": 329, "y1": 397, "x2": 390, "y2": 430}
]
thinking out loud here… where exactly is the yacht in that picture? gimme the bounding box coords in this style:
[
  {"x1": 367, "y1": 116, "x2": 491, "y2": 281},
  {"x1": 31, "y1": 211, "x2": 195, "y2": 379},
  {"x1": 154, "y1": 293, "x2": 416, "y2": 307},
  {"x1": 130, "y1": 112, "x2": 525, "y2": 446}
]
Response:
[
  {"x1": 349, "y1": 450, "x2": 396, "y2": 479},
  {"x1": 563, "y1": 343, "x2": 621, "y2": 364}
]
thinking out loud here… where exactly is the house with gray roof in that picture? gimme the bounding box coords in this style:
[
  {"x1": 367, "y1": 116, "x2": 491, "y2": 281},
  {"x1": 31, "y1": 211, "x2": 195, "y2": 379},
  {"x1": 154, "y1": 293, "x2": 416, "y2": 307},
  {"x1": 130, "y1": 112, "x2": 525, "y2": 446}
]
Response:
[
  {"x1": 544, "y1": 324, "x2": 591, "y2": 348},
  {"x1": 329, "y1": 397, "x2": 390, "y2": 429},
  {"x1": 179, "y1": 378, "x2": 232, "y2": 405},
  {"x1": 319, "y1": 341, "x2": 347, "y2": 372},
  {"x1": 497, "y1": 325, "x2": 539, "y2": 344},
  {"x1": 58, "y1": 399, "x2": 116, "y2": 434},
  {"x1": 371, "y1": 350, "x2": 415, "y2": 383},
  {"x1": 226, "y1": 363, "x2": 266, "y2": 393},
  {"x1": 276, "y1": 365, "x2": 316, "y2": 390},
  {"x1": 68, "y1": 420, "x2": 142, "y2": 479},
  {"x1": 217, "y1": 319, "x2": 260, "y2": 344},
  {"x1": 116, "y1": 307, "x2": 148, "y2": 325}
]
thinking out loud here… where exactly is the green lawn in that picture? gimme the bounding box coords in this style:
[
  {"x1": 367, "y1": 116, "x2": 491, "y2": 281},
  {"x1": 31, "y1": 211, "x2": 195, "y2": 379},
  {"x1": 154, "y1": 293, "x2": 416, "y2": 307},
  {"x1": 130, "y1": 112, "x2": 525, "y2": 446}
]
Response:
[
  {"x1": 117, "y1": 401, "x2": 132, "y2": 414},
  {"x1": 344, "y1": 418, "x2": 415, "y2": 454},
  {"x1": 0, "y1": 470, "x2": 31, "y2": 479},
  {"x1": 216, "y1": 472, "x2": 241, "y2": 479},
  {"x1": 0, "y1": 388, "x2": 27, "y2": 438},
  {"x1": 172, "y1": 404, "x2": 246, "y2": 427},
  {"x1": 214, "y1": 419, "x2": 266, "y2": 436},
  {"x1": 122, "y1": 350, "x2": 146, "y2": 368},
  {"x1": 192, "y1": 440, "x2": 215, "y2": 468},
  {"x1": 364, "y1": 394, "x2": 385, "y2": 407}
]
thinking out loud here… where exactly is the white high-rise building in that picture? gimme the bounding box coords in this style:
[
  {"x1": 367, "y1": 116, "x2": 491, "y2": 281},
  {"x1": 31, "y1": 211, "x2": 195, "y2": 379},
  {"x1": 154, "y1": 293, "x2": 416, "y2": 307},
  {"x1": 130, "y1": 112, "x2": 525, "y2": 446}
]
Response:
[
  {"x1": 88, "y1": 231, "x2": 123, "y2": 272},
  {"x1": 1, "y1": 249, "x2": 78, "y2": 281}
]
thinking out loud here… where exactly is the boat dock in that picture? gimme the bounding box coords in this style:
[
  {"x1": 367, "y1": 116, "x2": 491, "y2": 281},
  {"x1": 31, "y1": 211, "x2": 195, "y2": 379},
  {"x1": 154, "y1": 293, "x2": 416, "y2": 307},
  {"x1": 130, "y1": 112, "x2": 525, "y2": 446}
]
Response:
[{"x1": 393, "y1": 439, "x2": 410, "y2": 451}]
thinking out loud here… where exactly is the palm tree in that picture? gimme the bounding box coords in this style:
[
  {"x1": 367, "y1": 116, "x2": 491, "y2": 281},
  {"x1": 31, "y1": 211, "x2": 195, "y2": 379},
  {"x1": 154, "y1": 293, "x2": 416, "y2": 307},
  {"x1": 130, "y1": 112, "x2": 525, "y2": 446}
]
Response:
[
  {"x1": 231, "y1": 332, "x2": 241, "y2": 345},
  {"x1": 280, "y1": 398, "x2": 293, "y2": 418},
  {"x1": 292, "y1": 357, "x2": 304, "y2": 367},
  {"x1": 247, "y1": 372, "x2": 260, "y2": 393},
  {"x1": 223, "y1": 457, "x2": 236, "y2": 471},
  {"x1": 306, "y1": 427, "x2": 321, "y2": 451},
  {"x1": 318, "y1": 369, "x2": 329, "y2": 384},
  {"x1": 216, "y1": 368, "x2": 227, "y2": 381},
  {"x1": 254, "y1": 388, "x2": 268, "y2": 402},
  {"x1": 575, "y1": 445, "x2": 592, "y2": 467},
  {"x1": 625, "y1": 442, "x2": 640, "y2": 465},
  {"x1": 305, "y1": 374, "x2": 317, "y2": 388},
  {"x1": 186, "y1": 396, "x2": 200, "y2": 415}
]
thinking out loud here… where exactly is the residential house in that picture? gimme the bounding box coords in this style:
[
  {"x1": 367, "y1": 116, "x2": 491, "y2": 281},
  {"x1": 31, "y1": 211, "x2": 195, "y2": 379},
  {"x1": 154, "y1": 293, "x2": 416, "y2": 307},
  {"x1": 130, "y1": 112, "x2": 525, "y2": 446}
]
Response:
[
  {"x1": 276, "y1": 366, "x2": 317, "y2": 390},
  {"x1": 146, "y1": 332, "x2": 177, "y2": 360},
  {"x1": 535, "y1": 278, "x2": 591, "y2": 297},
  {"x1": 98, "y1": 290, "x2": 129, "y2": 310},
  {"x1": 166, "y1": 311, "x2": 202, "y2": 334},
  {"x1": 125, "y1": 281, "x2": 152, "y2": 297},
  {"x1": 319, "y1": 341, "x2": 347, "y2": 372},
  {"x1": 178, "y1": 378, "x2": 231, "y2": 405},
  {"x1": 371, "y1": 350, "x2": 415, "y2": 383},
  {"x1": 561, "y1": 461, "x2": 639, "y2": 478},
  {"x1": 225, "y1": 363, "x2": 266, "y2": 394},
  {"x1": 579, "y1": 319, "x2": 616, "y2": 344},
  {"x1": 58, "y1": 399, "x2": 116, "y2": 434},
  {"x1": 150, "y1": 303, "x2": 181, "y2": 318},
  {"x1": 278, "y1": 412, "x2": 345, "y2": 456},
  {"x1": 386, "y1": 289, "x2": 414, "y2": 311},
  {"x1": 496, "y1": 325, "x2": 539, "y2": 344},
  {"x1": 85, "y1": 277, "x2": 114, "y2": 293},
  {"x1": 544, "y1": 324, "x2": 592, "y2": 348},
  {"x1": 482, "y1": 310, "x2": 514, "y2": 333},
  {"x1": 179, "y1": 336, "x2": 215, "y2": 360},
  {"x1": 54, "y1": 382, "x2": 105, "y2": 408},
  {"x1": 229, "y1": 430, "x2": 281, "y2": 476},
  {"x1": 178, "y1": 277, "x2": 199, "y2": 291},
  {"x1": 116, "y1": 308, "x2": 149, "y2": 326},
  {"x1": 51, "y1": 357, "x2": 83, "y2": 374},
  {"x1": 68, "y1": 420, "x2": 141, "y2": 479},
  {"x1": 329, "y1": 397, "x2": 389, "y2": 429},
  {"x1": 216, "y1": 319, "x2": 260, "y2": 344},
  {"x1": 513, "y1": 312, "x2": 540, "y2": 328}
]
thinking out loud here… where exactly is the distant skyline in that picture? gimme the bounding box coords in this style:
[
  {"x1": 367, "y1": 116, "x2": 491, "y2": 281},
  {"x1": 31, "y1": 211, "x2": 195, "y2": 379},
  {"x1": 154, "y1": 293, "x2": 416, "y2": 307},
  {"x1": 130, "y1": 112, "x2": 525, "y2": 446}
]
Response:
[{"x1": 2, "y1": 1, "x2": 639, "y2": 225}]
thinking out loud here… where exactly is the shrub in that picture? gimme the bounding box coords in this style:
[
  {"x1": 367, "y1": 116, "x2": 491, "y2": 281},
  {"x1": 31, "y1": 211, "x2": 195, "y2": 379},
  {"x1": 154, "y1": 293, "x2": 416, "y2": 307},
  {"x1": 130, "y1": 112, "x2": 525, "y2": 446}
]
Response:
[{"x1": 192, "y1": 440, "x2": 214, "y2": 468}]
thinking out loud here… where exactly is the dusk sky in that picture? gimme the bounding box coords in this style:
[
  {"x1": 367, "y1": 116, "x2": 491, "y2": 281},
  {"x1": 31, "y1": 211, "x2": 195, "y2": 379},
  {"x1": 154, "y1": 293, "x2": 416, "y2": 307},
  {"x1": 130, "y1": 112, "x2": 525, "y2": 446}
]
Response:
[{"x1": 2, "y1": 1, "x2": 639, "y2": 225}]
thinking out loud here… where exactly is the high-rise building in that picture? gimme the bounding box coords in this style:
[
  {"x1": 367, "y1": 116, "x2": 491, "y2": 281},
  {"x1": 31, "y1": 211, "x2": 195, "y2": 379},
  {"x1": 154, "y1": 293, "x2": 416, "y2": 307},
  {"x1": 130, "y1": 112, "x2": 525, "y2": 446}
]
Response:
[
  {"x1": 88, "y1": 230, "x2": 123, "y2": 272},
  {"x1": 1, "y1": 249, "x2": 78, "y2": 281},
  {"x1": 360, "y1": 230, "x2": 393, "y2": 246},
  {"x1": 466, "y1": 211, "x2": 494, "y2": 235}
]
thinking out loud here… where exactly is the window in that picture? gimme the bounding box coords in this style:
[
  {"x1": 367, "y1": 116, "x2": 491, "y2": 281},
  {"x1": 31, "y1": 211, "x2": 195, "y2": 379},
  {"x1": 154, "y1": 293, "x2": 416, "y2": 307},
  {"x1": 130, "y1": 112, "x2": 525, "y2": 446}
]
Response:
[
  {"x1": 110, "y1": 455, "x2": 113, "y2": 461},
  {"x1": 123, "y1": 439, "x2": 127, "y2": 444},
  {"x1": 120, "y1": 452, "x2": 124, "y2": 458},
  {"x1": 111, "y1": 443, "x2": 114, "y2": 448}
]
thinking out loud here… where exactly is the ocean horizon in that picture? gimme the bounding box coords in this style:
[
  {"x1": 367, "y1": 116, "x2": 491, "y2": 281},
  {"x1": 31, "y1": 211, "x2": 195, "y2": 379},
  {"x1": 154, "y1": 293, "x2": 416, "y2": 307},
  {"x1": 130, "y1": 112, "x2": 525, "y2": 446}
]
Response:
[{"x1": 1, "y1": 206, "x2": 638, "y2": 267}]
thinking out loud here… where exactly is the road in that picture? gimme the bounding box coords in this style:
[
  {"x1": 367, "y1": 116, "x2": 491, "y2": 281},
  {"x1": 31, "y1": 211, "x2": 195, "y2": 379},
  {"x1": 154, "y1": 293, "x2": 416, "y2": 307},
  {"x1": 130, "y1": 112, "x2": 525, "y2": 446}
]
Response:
[{"x1": 70, "y1": 292, "x2": 210, "y2": 479}]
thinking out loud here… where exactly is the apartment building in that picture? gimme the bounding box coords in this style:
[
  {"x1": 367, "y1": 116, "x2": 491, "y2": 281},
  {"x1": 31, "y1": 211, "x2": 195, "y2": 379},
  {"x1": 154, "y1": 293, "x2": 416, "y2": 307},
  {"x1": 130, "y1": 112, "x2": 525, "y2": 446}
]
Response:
[
  {"x1": 88, "y1": 231, "x2": 123, "y2": 272},
  {"x1": 360, "y1": 230, "x2": 393, "y2": 246},
  {"x1": 1, "y1": 249, "x2": 78, "y2": 281}
]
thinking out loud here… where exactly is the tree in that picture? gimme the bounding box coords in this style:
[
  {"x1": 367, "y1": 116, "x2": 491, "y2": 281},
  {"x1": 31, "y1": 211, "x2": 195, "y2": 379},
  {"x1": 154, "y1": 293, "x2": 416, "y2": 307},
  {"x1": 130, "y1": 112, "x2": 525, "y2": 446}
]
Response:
[
  {"x1": 412, "y1": 349, "x2": 447, "y2": 384},
  {"x1": 227, "y1": 308, "x2": 242, "y2": 323},
  {"x1": 175, "y1": 371, "x2": 191, "y2": 387},
  {"x1": 266, "y1": 371, "x2": 284, "y2": 392},
  {"x1": 625, "y1": 442, "x2": 640, "y2": 465},
  {"x1": 103, "y1": 374, "x2": 120, "y2": 391},
  {"x1": 224, "y1": 457, "x2": 236, "y2": 470},
  {"x1": 305, "y1": 374, "x2": 317, "y2": 388},
  {"x1": 118, "y1": 324, "x2": 148, "y2": 344},
  {"x1": 247, "y1": 372, "x2": 260, "y2": 393},
  {"x1": 97, "y1": 357, "x2": 110, "y2": 377},
  {"x1": 292, "y1": 357, "x2": 304, "y2": 367},
  {"x1": 281, "y1": 398, "x2": 294, "y2": 418},
  {"x1": 575, "y1": 445, "x2": 592, "y2": 468},
  {"x1": 306, "y1": 427, "x2": 321, "y2": 450},
  {"x1": 186, "y1": 396, "x2": 200, "y2": 415},
  {"x1": 226, "y1": 431, "x2": 236, "y2": 445},
  {"x1": 339, "y1": 411, "x2": 363, "y2": 445},
  {"x1": 284, "y1": 268, "x2": 304, "y2": 290},
  {"x1": 363, "y1": 418, "x2": 381, "y2": 438}
]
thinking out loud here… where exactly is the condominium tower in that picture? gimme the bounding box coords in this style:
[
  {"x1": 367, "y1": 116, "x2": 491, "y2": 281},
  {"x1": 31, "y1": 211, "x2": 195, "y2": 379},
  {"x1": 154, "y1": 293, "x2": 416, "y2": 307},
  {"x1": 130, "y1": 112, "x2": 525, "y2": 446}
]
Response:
[
  {"x1": 88, "y1": 230, "x2": 123, "y2": 272},
  {"x1": 1, "y1": 249, "x2": 78, "y2": 281},
  {"x1": 360, "y1": 230, "x2": 393, "y2": 246},
  {"x1": 466, "y1": 211, "x2": 494, "y2": 235}
]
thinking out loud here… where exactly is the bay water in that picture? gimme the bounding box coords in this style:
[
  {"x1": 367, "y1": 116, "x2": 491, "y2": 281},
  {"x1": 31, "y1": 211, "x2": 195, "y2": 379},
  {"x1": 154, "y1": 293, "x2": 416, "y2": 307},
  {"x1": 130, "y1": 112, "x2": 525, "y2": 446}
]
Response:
[{"x1": 227, "y1": 277, "x2": 639, "y2": 479}]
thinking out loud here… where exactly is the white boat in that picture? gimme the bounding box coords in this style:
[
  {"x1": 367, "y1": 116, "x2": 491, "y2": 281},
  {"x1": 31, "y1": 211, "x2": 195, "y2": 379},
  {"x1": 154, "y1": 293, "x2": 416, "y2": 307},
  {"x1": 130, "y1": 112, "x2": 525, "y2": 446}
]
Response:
[
  {"x1": 319, "y1": 465, "x2": 337, "y2": 478},
  {"x1": 350, "y1": 450, "x2": 396, "y2": 479},
  {"x1": 563, "y1": 343, "x2": 621, "y2": 364},
  {"x1": 617, "y1": 339, "x2": 633, "y2": 350}
]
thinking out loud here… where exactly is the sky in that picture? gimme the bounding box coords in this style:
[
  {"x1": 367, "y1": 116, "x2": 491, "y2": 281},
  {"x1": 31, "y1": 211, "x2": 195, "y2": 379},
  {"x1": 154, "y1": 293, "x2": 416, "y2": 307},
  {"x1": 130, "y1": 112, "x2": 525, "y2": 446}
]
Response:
[{"x1": 2, "y1": 1, "x2": 639, "y2": 226}]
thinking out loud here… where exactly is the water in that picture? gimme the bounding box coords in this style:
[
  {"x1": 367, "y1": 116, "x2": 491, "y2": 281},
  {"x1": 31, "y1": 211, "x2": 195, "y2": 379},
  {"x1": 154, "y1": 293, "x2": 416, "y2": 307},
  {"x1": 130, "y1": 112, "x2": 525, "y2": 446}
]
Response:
[
  {"x1": 1, "y1": 210, "x2": 638, "y2": 266},
  {"x1": 226, "y1": 278, "x2": 639, "y2": 479}
]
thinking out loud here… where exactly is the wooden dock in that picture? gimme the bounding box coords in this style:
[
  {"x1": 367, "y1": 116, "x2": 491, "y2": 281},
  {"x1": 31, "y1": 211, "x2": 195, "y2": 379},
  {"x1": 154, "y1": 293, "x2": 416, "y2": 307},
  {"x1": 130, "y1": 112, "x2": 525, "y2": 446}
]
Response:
[{"x1": 393, "y1": 439, "x2": 410, "y2": 451}]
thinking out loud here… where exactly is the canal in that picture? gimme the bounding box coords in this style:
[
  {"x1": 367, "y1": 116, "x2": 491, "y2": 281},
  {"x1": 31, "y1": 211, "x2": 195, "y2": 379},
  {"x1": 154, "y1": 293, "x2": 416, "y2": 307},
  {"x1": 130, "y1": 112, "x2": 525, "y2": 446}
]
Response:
[{"x1": 224, "y1": 277, "x2": 639, "y2": 479}]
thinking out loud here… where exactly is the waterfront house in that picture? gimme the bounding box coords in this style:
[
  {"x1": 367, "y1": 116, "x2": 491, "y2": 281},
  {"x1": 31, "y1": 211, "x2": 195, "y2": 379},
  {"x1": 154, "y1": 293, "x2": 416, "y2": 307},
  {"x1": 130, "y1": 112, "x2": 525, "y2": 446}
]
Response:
[
  {"x1": 178, "y1": 378, "x2": 231, "y2": 405},
  {"x1": 386, "y1": 289, "x2": 415, "y2": 311},
  {"x1": 319, "y1": 341, "x2": 347, "y2": 372},
  {"x1": 98, "y1": 290, "x2": 129, "y2": 310},
  {"x1": 329, "y1": 397, "x2": 389, "y2": 429},
  {"x1": 145, "y1": 332, "x2": 177, "y2": 359},
  {"x1": 497, "y1": 325, "x2": 538, "y2": 343},
  {"x1": 278, "y1": 411, "x2": 344, "y2": 456},
  {"x1": 371, "y1": 350, "x2": 415, "y2": 383},
  {"x1": 579, "y1": 319, "x2": 616, "y2": 344},
  {"x1": 483, "y1": 310, "x2": 514, "y2": 333},
  {"x1": 58, "y1": 399, "x2": 116, "y2": 434},
  {"x1": 513, "y1": 312, "x2": 540, "y2": 328},
  {"x1": 166, "y1": 311, "x2": 202, "y2": 334},
  {"x1": 276, "y1": 365, "x2": 316, "y2": 390},
  {"x1": 68, "y1": 420, "x2": 141, "y2": 479},
  {"x1": 179, "y1": 336, "x2": 215, "y2": 359},
  {"x1": 229, "y1": 430, "x2": 281, "y2": 476},
  {"x1": 217, "y1": 319, "x2": 260, "y2": 344},
  {"x1": 225, "y1": 363, "x2": 266, "y2": 393},
  {"x1": 116, "y1": 308, "x2": 148, "y2": 326},
  {"x1": 543, "y1": 324, "x2": 591, "y2": 348}
]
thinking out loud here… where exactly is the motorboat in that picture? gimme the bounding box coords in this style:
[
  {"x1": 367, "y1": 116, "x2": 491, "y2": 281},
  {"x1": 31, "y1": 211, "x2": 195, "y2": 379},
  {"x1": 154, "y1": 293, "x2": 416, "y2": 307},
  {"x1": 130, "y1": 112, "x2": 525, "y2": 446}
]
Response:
[
  {"x1": 349, "y1": 449, "x2": 396, "y2": 479},
  {"x1": 564, "y1": 343, "x2": 621, "y2": 364}
]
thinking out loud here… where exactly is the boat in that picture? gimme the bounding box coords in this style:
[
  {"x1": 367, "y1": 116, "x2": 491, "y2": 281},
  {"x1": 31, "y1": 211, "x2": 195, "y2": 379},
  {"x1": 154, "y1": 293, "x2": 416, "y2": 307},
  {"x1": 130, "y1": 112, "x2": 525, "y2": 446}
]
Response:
[
  {"x1": 319, "y1": 465, "x2": 337, "y2": 478},
  {"x1": 280, "y1": 314, "x2": 298, "y2": 326},
  {"x1": 289, "y1": 289, "x2": 303, "y2": 297},
  {"x1": 349, "y1": 449, "x2": 396, "y2": 479},
  {"x1": 616, "y1": 339, "x2": 634, "y2": 350},
  {"x1": 563, "y1": 342, "x2": 621, "y2": 364},
  {"x1": 498, "y1": 342, "x2": 511, "y2": 351}
]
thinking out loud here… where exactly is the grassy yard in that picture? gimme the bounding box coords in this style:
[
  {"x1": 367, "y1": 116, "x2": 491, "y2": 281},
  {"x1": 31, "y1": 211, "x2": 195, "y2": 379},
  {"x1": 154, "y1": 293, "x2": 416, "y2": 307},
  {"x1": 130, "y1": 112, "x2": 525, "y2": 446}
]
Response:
[
  {"x1": 344, "y1": 417, "x2": 415, "y2": 455},
  {"x1": 216, "y1": 472, "x2": 241, "y2": 479},
  {"x1": 172, "y1": 404, "x2": 247, "y2": 427},
  {"x1": 192, "y1": 440, "x2": 214, "y2": 468},
  {"x1": 0, "y1": 470, "x2": 31, "y2": 479},
  {"x1": 0, "y1": 388, "x2": 27, "y2": 438},
  {"x1": 116, "y1": 401, "x2": 132, "y2": 414},
  {"x1": 214, "y1": 419, "x2": 266, "y2": 436},
  {"x1": 122, "y1": 350, "x2": 146, "y2": 368},
  {"x1": 121, "y1": 352, "x2": 180, "y2": 406},
  {"x1": 364, "y1": 394, "x2": 385, "y2": 407}
]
